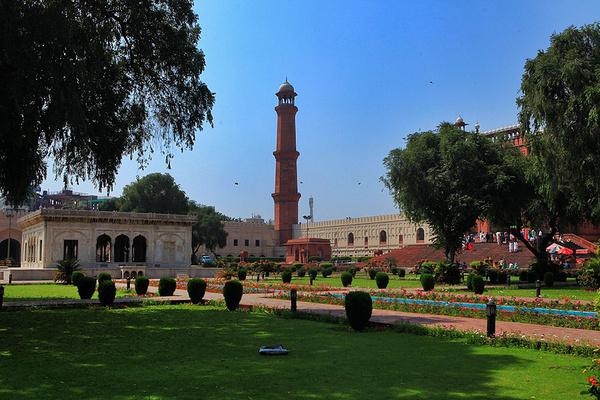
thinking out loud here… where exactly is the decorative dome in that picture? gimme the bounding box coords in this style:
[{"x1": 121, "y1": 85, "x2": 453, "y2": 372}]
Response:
[
  {"x1": 455, "y1": 116, "x2": 464, "y2": 124},
  {"x1": 277, "y1": 80, "x2": 295, "y2": 94}
]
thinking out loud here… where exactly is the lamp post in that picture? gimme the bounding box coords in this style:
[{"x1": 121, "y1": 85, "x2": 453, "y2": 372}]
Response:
[
  {"x1": 486, "y1": 300, "x2": 496, "y2": 337},
  {"x1": 535, "y1": 280, "x2": 542, "y2": 297},
  {"x1": 290, "y1": 288, "x2": 297, "y2": 313}
]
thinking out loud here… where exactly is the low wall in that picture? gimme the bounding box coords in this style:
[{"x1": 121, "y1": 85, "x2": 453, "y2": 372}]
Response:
[
  {"x1": 3, "y1": 266, "x2": 220, "y2": 281},
  {"x1": 3, "y1": 268, "x2": 57, "y2": 281}
]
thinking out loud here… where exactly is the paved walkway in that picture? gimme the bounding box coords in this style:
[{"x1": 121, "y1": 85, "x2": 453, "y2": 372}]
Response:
[
  {"x1": 139, "y1": 284, "x2": 600, "y2": 347},
  {"x1": 5, "y1": 283, "x2": 598, "y2": 347}
]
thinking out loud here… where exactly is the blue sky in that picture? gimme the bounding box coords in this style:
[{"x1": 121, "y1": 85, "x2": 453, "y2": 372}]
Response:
[{"x1": 42, "y1": 0, "x2": 600, "y2": 220}]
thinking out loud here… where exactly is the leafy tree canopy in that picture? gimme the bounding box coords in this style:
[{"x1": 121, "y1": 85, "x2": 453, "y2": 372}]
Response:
[
  {"x1": 188, "y1": 201, "x2": 229, "y2": 258},
  {"x1": 120, "y1": 173, "x2": 189, "y2": 214},
  {"x1": 518, "y1": 22, "x2": 600, "y2": 224},
  {"x1": 382, "y1": 123, "x2": 513, "y2": 262},
  {"x1": 0, "y1": 0, "x2": 214, "y2": 206}
]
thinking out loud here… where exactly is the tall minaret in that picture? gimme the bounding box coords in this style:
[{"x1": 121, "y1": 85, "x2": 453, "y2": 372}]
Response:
[{"x1": 272, "y1": 80, "x2": 301, "y2": 245}]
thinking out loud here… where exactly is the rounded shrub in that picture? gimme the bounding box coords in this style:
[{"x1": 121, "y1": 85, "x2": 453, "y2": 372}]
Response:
[
  {"x1": 344, "y1": 291, "x2": 373, "y2": 331},
  {"x1": 135, "y1": 276, "x2": 150, "y2": 295},
  {"x1": 281, "y1": 270, "x2": 292, "y2": 284},
  {"x1": 297, "y1": 268, "x2": 306, "y2": 277},
  {"x1": 187, "y1": 278, "x2": 207, "y2": 304},
  {"x1": 420, "y1": 273, "x2": 435, "y2": 291},
  {"x1": 321, "y1": 268, "x2": 332, "y2": 278},
  {"x1": 348, "y1": 267, "x2": 358, "y2": 277},
  {"x1": 97, "y1": 272, "x2": 112, "y2": 283},
  {"x1": 375, "y1": 272, "x2": 389, "y2": 289},
  {"x1": 340, "y1": 271, "x2": 353, "y2": 287},
  {"x1": 72, "y1": 271, "x2": 85, "y2": 287},
  {"x1": 518, "y1": 270, "x2": 528, "y2": 282},
  {"x1": 77, "y1": 277, "x2": 96, "y2": 299},
  {"x1": 543, "y1": 271, "x2": 555, "y2": 287},
  {"x1": 368, "y1": 269, "x2": 377, "y2": 280},
  {"x1": 223, "y1": 280, "x2": 243, "y2": 311},
  {"x1": 466, "y1": 272, "x2": 477, "y2": 291},
  {"x1": 420, "y1": 274, "x2": 435, "y2": 292},
  {"x1": 237, "y1": 268, "x2": 247, "y2": 281},
  {"x1": 308, "y1": 269, "x2": 318, "y2": 281},
  {"x1": 472, "y1": 275, "x2": 485, "y2": 295},
  {"x1": 98, "y1": 280, "x2": 116, "y2": 306},
  {"x1": 397, "y1": 268, "x2": 406, "y2": 278},
  {"x1": 158, "y1": 277, "x2": 177, "y2": 296}
]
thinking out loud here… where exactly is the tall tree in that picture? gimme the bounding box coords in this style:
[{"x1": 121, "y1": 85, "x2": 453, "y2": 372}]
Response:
[
  {"x1": 511, "y1": 23, "x2": 600, "y2": 265},
  {"x1": 0, "y1": 0, "x2": 214, "y2": 206},
  {"x1": 188, "y1": 202, "x2": 228, "y2": 260},
  {"x1": 120, "y1": 173, "x2": 189, "y2": 214},
  {"x1": 382, "y1": 123, "x2": 512, "y2": 263}
]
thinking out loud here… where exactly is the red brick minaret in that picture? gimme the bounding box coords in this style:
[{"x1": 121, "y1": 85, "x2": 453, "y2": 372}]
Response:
[{"x1": 272, "y1": 80, "x2": 301, "y2": 245}]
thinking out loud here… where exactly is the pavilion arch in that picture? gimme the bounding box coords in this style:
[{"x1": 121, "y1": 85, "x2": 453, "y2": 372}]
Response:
[
  {"x1": 416, "y1": 227, "x2": 425, "y2": 242},
  {"x1": 0, "y1": 238, "x2": 20, "y2": 262},
  {"x1": 132, "y1": 235, "x2": 147, "y2": 263},
  {"x1": 379, "y1": 230, "x2": 387, "y2": 244},
  {"x1": 96, "y1": 234, "x2": 111, "y2": 262},
  {"x1": 347, "y1": 233, "x2": 354, "y2": 246},
  {"x1": 114, "y1": 234, "x2": 130, "y2": 263}
]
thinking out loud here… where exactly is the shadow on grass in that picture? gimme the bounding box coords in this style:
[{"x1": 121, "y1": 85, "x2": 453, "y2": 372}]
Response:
[{"x1": 0, "y1": 306, "x2": 579, "y2": 400}]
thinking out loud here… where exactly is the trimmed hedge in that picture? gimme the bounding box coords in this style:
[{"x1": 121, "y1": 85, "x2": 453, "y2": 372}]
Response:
[
  {"x1": 158, "y1": 277, "x2": 176, "y2": 296},
  {"x1": 72, "y1": 271, "x2": 85, "y2": 287},
  {"x1": 420, "y1": 273, "x2": 435, "y2": 291},
  {"x1": 281, "y1": 270, "x2": 292, "y2": 284},
  {"x1": 375, "y1": 272, "x2": 389, "y2": 289},
  {"x1": 77, "y1": 277, "x2": 96, "y2": 299},
  {"x1": 466, "y1": 272, "x2": 477, "y2": 291},
  {"x1": 341, "y1": 271, "x2": 353, "y2": 287},
  {"x1": 237, "y1": 268, "x2": 247, "y2": 281},
  {"x1": 308, "y1": 269, "x2": 318, "y2": 281},
  {"x1": 472, "y1": 275, "x2": 485, "y2": 295},
  {"x1": 187, "y1": 278, "x2": 207, "y2": 304},
  {"x1": 368, "y1": 269, "x2": 377, "y2": 280},
  {"x1": 321, "y1": 268, "x2": 333, "y2": 278},
  {"x1": 135, "y1": 276, "x2": 150, "y2": 295},
  {"x1": 344, "y1": 291, "x2": 373, "y2": 331},
  {"x1": 97, "y1": 272, "x2": 112, "y2": 283},
  {"x1": 397, "y1": 268, "x2": 406, "y2": 278},
  {"x1": 223, "y1": 280, "x2": 243, "y2": 311},
  {"x1": 98, "y1": 280, "x2": 116, "y2": 306}
]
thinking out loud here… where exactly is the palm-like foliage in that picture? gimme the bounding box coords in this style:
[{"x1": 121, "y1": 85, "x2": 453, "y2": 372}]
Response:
[{"x1": 54, "y1": 259, "x2": 81, "y2": 285}]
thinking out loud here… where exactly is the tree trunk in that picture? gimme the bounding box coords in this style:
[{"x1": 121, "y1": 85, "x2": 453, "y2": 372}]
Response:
[{"x1": 510, "y1": 216, "x2": 557, "y2": 268}]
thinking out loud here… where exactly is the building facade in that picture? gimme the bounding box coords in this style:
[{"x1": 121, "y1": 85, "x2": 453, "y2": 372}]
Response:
[
  {"x1": 211, "y1": 217, "x2": 284, "y2": 258},
  {"x1": 9, "y1": 209, "x2": 197, "y2": 280},
  {"x1": 292, "y1": 214, "x2": 433, "y2": 257}
]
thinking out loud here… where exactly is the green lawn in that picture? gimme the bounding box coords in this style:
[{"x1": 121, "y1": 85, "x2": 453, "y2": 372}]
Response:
[
  {"x1": 272, "y1": 275, "x2": 427, "y2": 289},
  {"x1": 2, "y1": 283, "x2": 132, "y2": 302},
  {"x1": 479, "y1": 286, "x2": 597, "y2": 301},
  {"x1": 0, "y1": 305, "x2": 589, "y2": 399},
  {"x1": 267, "y1": 274, "x2": 596, "y2": 301}
]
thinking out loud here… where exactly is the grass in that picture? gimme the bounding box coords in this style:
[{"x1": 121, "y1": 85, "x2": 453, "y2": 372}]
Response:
[
  {"x1": 262, "y1": 274, "x2": 596, "y2": 301},
  {"x1": 0, "y1": 304, "x2": 589, "y2": 400},
  {"x1": 2, "y1": 283, "x2": 132, "y2": 302},
  {"x1": 480, "y1": 286, "x2": 597, "y2": 301}
]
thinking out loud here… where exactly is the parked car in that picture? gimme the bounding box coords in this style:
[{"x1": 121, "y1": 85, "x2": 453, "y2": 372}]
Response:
[{"x1": 201, "y1": 255, "x2": 214, "y2": 265}]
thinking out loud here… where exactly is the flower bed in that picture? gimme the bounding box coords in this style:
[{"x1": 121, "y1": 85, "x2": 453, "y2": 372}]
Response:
[
  {"x1": 584, "y1": 359, "x2": 600, "y2": 399},
  {"x1": 368, "y1": 289, "x2": 595, "y2": 312},
  {"x1": 273, "y1": 292, "x2": 600, "y2": 331},
  {"x1": 147, "y1": 278, "x2": 341, "y2": 295}
]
